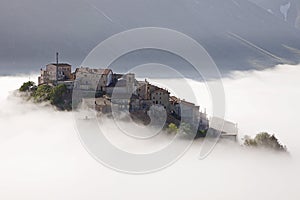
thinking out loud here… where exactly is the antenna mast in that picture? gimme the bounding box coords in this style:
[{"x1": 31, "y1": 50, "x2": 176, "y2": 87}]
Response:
[
  {"x1": 56, "y1": 52, "x2": 59, "y2": 84},
  {"x1": 56, "y1": 52, "x2": 59, "y2": 65}
]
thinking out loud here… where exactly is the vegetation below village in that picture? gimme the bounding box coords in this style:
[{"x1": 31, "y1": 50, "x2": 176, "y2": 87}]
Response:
[
  {"x1": 167, "y1": 122, "x2": 207, "y2": 138},
  {"x1": 243, "y1": 132, "x2": 287, "y2": 152},
  {"x1": 19, "y1": 81, "x2": 72, "y2": 111}
]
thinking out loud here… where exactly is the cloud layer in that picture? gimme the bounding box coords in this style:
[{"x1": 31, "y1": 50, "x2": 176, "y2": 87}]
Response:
[{"x1": 0, "y1": 65, "x2": 300, "y2": 199}]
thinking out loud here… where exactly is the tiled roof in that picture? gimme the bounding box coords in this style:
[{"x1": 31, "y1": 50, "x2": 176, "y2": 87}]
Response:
[
  {"x1": 170, "y1": 96, "x2": 179, "y2": 102},
  {"x1": 48, "y1": 63, "x2": 71, "y2": 66},
  {"x1": 75, "y1": 67, "x2": 112, "y2": 75},
  {"x1": 152, "y1": 87, "x2": 169, "y2": 94}
]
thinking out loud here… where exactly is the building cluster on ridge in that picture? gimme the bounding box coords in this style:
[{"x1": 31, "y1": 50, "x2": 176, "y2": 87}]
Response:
[{"x1": 38, "y1": 55, "x2": 238, "y2": 139}]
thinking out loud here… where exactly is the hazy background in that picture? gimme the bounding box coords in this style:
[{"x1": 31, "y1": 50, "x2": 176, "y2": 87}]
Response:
[
  {"x1": 0, "y1": 64, "x2": 299, "y2": 199},
  {"x1": 1, "y1": 0, "x2": 300, "y2": 76}
]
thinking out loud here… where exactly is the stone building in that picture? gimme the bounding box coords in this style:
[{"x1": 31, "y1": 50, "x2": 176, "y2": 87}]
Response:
[
  {"x1": 169, "y1": 96, "x2": 209, "y2": 131},
  {"x1": 150, "y1": 88, "x2": 170, "y2": 110},
  {"x1": 74, "y1": 67, "x2": 113, "y2": 91},
  {"x1": 136, "y1": 80, "x2": 150, "y2": 100},
  {"x1": 82, "y1": 97, "x2": 112, "y2": 114},
  {"x1": 108, "y1": 73, "x2": 137, "y2": 95},
  {"x1": 38, "y1": 63, "x2": 72, "y2": 85}
]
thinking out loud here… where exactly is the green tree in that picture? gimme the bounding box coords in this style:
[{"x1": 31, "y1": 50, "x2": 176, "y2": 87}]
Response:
[
  {"x1": 50, "y1": 84, "x2": 67, "y2": 105},
  {"x1": 167, "y1": 123, "x2": 178, "y2": 134},
  {"x1": 197, "y1": 129, "x2": 207, "y2": 138},
  {"x1": 244, "y1": 132, "x2": 287, "y2": 151},
  {"x1": 33, "y1": 84, "x2": 52, "y2": 102},
  {"x1": 19, "y1": 81, "x2": 35, "y2": 92}
]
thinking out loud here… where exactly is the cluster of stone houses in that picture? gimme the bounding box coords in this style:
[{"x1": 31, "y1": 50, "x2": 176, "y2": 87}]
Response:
[{"x1": 38, "y1": 61, "x2": 237, "y2": 139}]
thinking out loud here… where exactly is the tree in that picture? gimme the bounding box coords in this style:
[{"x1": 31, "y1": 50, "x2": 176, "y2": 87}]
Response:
[
  {"x1": 50, "y1": 84, "x2": 67, "y2": 105},
  {"x1": 167, "y1": 123, "x2": 178, "y2": 134},
  {"x1": 197, "y1": 129, "x2": 207, "y2": 138},
  {"x1": 19, "y1": 81, "x2": 36, "y2": 92},
  {"x1": 244, "y1": 132, "x2": 287, "y2": 152},
  {"x1": 32, "y1": 84, "x2": 52, "y2": 102}
]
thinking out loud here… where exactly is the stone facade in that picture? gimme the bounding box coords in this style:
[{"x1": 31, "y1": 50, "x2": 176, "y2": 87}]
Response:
[
  {"x1": 74, "y1": 67, "x2": 113, "y2": 91},
  {"x1": 38, "y1": 63, "x2": 72, "y2": 85},
  {"x1": 150, "y1": 88, "x2": 170, "y2": 110}
]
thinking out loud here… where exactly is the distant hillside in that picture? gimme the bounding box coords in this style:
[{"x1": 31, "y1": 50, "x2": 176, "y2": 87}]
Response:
[{"x1": 1, "y1": 0, "x2": 300, "y2": 76}]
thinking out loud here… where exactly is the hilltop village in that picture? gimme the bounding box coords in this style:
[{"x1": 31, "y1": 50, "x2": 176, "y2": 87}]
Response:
[{"x1": 37, "y1": 59, "x2": 238, "y2": 140}]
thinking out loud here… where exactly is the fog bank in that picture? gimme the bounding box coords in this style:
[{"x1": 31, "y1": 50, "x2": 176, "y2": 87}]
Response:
[{"x1": 0, "y1": 65, "x2": 300, "y2": 199}]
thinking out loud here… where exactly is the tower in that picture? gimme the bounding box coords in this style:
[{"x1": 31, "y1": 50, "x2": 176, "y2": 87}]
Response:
[{"x1": 126, "y1": 73, "x2": 135, "y2": 94}]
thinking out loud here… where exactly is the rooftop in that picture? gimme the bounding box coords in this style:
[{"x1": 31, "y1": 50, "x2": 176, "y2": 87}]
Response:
[
  {"x1": 47, "y1": 63, "x2": 71, "y2": 66},
  {"x1": 75, "y1": 67, "x2": 112, "y2": 75}
]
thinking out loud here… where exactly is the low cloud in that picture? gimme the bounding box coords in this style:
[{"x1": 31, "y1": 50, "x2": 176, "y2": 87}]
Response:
[{"x1": 0, "y1": 65, "x2": 299, "y2": 199}]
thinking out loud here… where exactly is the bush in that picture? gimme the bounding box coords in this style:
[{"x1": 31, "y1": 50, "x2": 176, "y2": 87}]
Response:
[
  {"x1": 167, "y1": 123, "x2": 178, "y2": 134},
  {"x1": 19, "y1": 81, "x2": 71, "y2": 110},
  {"x1": 50, "y1": 84, "x2": 67, "y2": 105},
  {"x1": 19, "y1": 81, "x2": 36, "y2": 92},
  {"x1": 244, "y1": 132, "x2": 287, "y2": 152},
  {"x1": 32, "y1": 84, "x2": 53, "y2": 102},
  {"x1": 197, "y1": 129, "x2": 207, "y2": 138}
]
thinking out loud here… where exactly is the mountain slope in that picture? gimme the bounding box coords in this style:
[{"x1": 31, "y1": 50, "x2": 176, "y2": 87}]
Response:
[{"x1": 1, "y1": 0, "x2": 300, "y2": 76}]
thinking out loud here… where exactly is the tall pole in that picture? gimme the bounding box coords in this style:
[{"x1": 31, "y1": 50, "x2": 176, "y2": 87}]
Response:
[
  {"x1": 56, "y1": 52, "x2": 59, "y2": 85},
  {"x1": 56, "y1": 52, "x2": 59, "y2": 65}
]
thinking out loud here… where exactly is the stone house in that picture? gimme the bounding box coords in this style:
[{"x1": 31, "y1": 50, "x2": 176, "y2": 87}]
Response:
[
  {"x1": 136, "y1": 80, "x2": 150, "y2": 100},
  {"x1": 73, "y1": 67, "x2": 113, "y2": 91},
  {"x1": 82, "y1": 97, "x2": 112, "y2": 114},
  {"x1": 108, "y1": 73, "x2": 136, "y2": 95},
  {"x1": 150, "y1": 88, "x2": 170, "y2": 110},
  {"x1": 169, "y1": 96, "x2": 209, "y2": 131},
  {"x1": 38, "y1": 63, "x2": 72, "y2": 85}
]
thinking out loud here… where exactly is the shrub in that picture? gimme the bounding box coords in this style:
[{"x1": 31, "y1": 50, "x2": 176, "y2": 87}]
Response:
[
  {"x1": 244, "y1": 132, "x2": 287, "y2": 151},
  {"x1": 197, "y1": 129, "x2": 207, "y2": 138},
  {"x1": 50, "y1": 84, "x2": 67, "y2": 105},
  {"x1": 32, "y1": 84, "x2": 52, "y2": 102},
  {"x1": 19, "y1": 81, "x2": 36, "y2": 92},
  {"x1": 167, "y1": 123, "x2": 178, "y2": 134},
  {"x1": 19, "y1": 81, "x2": 71, "y2": 110}
]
